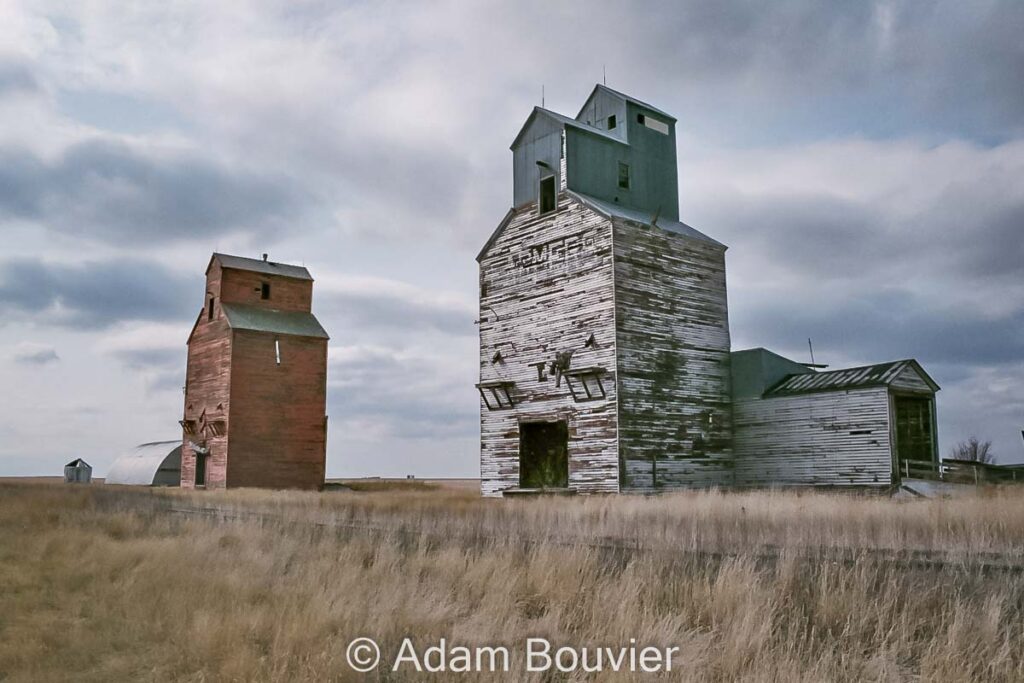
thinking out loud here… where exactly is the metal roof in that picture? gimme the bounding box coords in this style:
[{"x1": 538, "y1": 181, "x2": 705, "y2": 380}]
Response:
[
  {"x1": 211, "y1": 253, "x2": 313, "y2": 281},
  {"x1": 510, "y1": 106, "x2": 625, "y2": 150},
  {"x1": 105, "y1": 441, "x2": 181, "y2": 486},
  {"x1": 576, "y1": 84, "x2": 677, "y2": 122},
  {"x1": 730, "y1": 347, "x2": 814, "y2": 399},
  {"x1": 222, "y1": 303, "x2": 329, "y2": 339},
  {"x1": 766, "y1": 359, "x2": 938, "y2": 396},
  {"x1": 570, "y1": 191, "x2": 724, "y2": 247}
]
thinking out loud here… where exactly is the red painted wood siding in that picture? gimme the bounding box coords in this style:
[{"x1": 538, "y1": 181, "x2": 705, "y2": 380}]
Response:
[
  {"x1": 218, "y1": 268, "x2": 313, "y2": 312},
  {"x1": 226, "y1": 330, "x2": 327, "y2": 490},
  {"x1": 181, "y1": 263, "x2": 232, "y2": 489}
]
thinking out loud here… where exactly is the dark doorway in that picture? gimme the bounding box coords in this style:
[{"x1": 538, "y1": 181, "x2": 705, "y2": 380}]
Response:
[
  {"x1": 539, "y1": 176, "x2": 556, "y2": 214},
  {"x1": 194, "y1": 453, "x2": 207, "y2": 488},
  {"x1": 519, "y1": 421, "x2": 569, "y2": 488},
  {"x1": 894, "y1": 396, "x2": 935, "y2": 465}
]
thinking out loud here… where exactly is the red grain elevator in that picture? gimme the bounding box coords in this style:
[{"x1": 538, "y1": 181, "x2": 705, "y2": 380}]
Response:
[{"x1": 180, "y1": 253, "x2": 329, "y2": 490}]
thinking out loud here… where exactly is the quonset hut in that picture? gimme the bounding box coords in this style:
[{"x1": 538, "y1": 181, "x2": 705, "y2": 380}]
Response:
[
  {"x1": 180, "y1": 253, "x2": 329, "y2": 490},
  {"x1": 477, "y1": 85, "x2": 732, "y2": 496},
  {"x1": 105, "y1": 441, "x2": 182, "y2": 486}
]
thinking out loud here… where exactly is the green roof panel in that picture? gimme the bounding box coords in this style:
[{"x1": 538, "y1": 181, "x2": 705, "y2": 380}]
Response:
[{"x1": 221, "y1": 303, "x2": 329, "y2": 339}]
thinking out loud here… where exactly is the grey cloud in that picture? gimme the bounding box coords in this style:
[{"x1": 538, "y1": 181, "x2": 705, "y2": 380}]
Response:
[
  {"x1": 927, "y1": 190, "x2": 1024, "y2": 280},
  {"x1": 0, "y1": 258, "x2": 194, "y2": 329},
  {"x1": 733, "y1": 289, "x2": 1024, "y2": 369},
  {"x1": 0, "y1": 140, "x2": 309, "y2": 244},
  {"x1": 109, "y1": 347, "x2": 184, "y2": 371},
  {"x1": 328, "y1": 348, "x2": 476, "y2": 439},
  {"x1": 0, "y1": 61, "x2": 39, "y2": 97},
  {"x1": 145, "y1": 368, "x2": 185, "y2": 394},
  {"x1": 707, "y1": 182, "x2": 1024, "y2": 285},
  {"x1": 320, "y1": 290, "x2": 475, "y2": 337},
  {"x1": 12, "y1": 345, "x2": 59, "y2": 365},
  {"x1": 603, "y1": 0, "x2": 1024, "y2": 138},
  {"x1": 106, "y1": 345, "x2": 185, "y2": 394},
  {"x1": 709, "y1": 194, "x2": 884, "y2": 278}
]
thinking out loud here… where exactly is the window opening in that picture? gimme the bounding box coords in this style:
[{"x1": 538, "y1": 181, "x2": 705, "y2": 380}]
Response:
[{"x1": 539, "y1": 175, "x2": 556, "y2": 214}]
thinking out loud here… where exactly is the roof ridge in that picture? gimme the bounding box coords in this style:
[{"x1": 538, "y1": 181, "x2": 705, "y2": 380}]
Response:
[
  {"x1": 511, "y1": 106, "x2": 625, "y2": 149},
  {"x1": 568, "y1": 191, "x2": 724, "y2": 247},
  {"x1": 211, "y1": 253, "x2": 313, "y2": 281},
  {"x1": 577, "y1": 84, "x2": 677, "y2": 121}
]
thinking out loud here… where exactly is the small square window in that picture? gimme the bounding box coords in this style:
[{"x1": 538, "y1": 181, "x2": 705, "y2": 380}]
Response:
[
  {"x1": 617, "y1": 162, "x2": 630, "y2": 190},
  {"x1": 607, "y1": 114, "x2": 616, "y2": 130},
  {"x1": 261, "y1": 282, "x2": 271, "y2": 300}
]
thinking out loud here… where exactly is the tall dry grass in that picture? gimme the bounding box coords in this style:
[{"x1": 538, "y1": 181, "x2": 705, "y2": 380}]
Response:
[{"x1": 1, "y1": 481, "x2": 1023, "y2": 681}]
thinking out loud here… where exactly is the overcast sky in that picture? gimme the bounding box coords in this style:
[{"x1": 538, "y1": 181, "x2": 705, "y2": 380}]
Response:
[{"x1": 1, "y1": 0, "x2": 1022, "y2": 478}]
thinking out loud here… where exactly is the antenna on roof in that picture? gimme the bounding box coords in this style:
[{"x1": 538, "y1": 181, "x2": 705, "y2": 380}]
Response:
[
  {"x1": 603, "y1": 64, "x2": 607, "y2": 86},
  {"x1": 802, "y1": 338, "x2": 829, "y2": 370},
  {"x1": 542, "y1": 84, "x2": 545, "y2": 108}
]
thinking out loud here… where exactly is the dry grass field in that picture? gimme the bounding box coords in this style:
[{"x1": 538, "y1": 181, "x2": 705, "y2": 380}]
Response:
[{"x1": 2, "y1": 481, "x2": 1024, "y2": 681}]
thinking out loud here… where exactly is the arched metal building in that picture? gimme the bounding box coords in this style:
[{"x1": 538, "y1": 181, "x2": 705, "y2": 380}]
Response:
[{"x1": 105, "y1": 441, "x2": 182, "y2": 486}]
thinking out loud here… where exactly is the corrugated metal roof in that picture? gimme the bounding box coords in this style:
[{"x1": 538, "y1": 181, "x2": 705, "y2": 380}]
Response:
[
  {"x1": 511, "y1": 107, "x2": 625, "y2": 149},
  {"x1": 766, "y1": 359, "x2": 935, "y2": 396},
  {"x1": 222, "y1": 303, "x2": 329, "y2": 339},
  {"x1": 105, "y1": 441, "x2": 181, "y2": 486},
  {"x1": 570, "y1": 191, "x2": 724, "y2": 247},
  {"x1": 212, "y1": 253, "x2": 313, "y2": 281}
]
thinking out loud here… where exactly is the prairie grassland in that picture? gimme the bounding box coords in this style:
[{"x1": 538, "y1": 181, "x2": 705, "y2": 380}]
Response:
[{"x1": 1, "y1": 481, "x2": 1023, "y2": 682}]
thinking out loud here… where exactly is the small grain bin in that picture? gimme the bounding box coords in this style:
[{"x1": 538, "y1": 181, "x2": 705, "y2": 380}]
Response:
[{"x1": 64, "y1": 458, "x2": 92, "y2": 484}]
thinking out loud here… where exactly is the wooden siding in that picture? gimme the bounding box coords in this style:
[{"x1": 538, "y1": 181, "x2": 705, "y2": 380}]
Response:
[
  {"x1": 890, "y1": 365, "x2": 934, "y2": 393},
  {"x1": 218, "y1": 268, "x2": 312, "y2": 313},
  {"x1": 478, "y1": 194, "x2": 619, "y2": 496},
  {"x1": 181, "y1": 261, "x2": 231, "y2": 489},
  {"x1": 733, "y1": 387, "x2": 893, "y2": 487},
  {"x1": 226, "y1": 330, "x2": 327, "y2": 490},
  {"x1": 613, "y1": 219, "x2": 733, "y2": 491},
  {"x1": 512, "y1": 113, "x2": 564, "y2": 208}
]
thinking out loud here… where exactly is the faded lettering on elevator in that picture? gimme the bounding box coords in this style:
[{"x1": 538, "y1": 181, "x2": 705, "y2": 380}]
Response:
[{"x1": 512, "y1": 232, "x2": 595, "y2": 270}]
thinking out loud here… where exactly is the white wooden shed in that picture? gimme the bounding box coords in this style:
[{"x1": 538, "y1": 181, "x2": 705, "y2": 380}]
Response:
[{"x1": 731, "y1": 348, "x2": 940, "y2": 488}]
